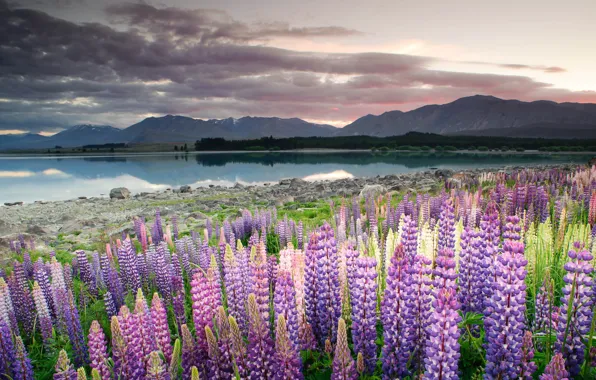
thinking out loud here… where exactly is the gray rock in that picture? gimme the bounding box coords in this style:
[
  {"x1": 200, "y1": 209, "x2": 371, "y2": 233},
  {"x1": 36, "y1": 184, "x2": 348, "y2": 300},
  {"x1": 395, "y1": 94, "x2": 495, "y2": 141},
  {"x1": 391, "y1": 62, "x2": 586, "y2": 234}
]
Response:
[
  {"x1": 180, "y1": 185, "x2": 192, "y2": 193},
  {"x1": 4, "y1": 202, "x2": 23, "y2": 206},
  {"x1": 233, "y1": 182, "x2": 244, "y2": 189},
  {"x1": 275, "y1": 195, "x2": 295, "y2": 207},
  {"x1": 110, "y1": 187, "x2": 130, "y2": 199},
  {"x1": 359, "y1": 184, "x2": 387, "y2": 199},
  {"x1": 435, "y1": 169, "x2": 454, "y2": 178},
  {"x1": 78, "y1": 196, "x2": 87, "y2": 200}
]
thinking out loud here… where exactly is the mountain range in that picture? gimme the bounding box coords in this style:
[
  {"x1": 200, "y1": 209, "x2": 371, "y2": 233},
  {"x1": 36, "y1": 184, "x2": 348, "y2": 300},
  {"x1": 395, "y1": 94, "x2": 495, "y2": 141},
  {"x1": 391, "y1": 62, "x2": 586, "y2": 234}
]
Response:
[{"x1": 2, "y1": 95, "x2": 596, "y2": 150}]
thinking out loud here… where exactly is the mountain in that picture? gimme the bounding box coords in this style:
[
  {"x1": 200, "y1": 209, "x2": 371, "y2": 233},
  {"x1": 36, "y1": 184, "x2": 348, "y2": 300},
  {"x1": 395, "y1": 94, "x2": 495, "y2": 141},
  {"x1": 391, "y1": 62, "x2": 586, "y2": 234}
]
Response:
[
  {"x1": 49, "y1": 124, "x2": 122, "y2": 147},
  {"x1": 119, "y1": 115, "x2": 337, "y2": 143},
  {"x1": 0, "y1": 133, "x2": 50, "y2": 150},
  {"x1": 337, "y1": 95, "x2": 596, "y2": 137},
  {"x1": 452, "y1": 122, "x2": 596, "y2": 139}
]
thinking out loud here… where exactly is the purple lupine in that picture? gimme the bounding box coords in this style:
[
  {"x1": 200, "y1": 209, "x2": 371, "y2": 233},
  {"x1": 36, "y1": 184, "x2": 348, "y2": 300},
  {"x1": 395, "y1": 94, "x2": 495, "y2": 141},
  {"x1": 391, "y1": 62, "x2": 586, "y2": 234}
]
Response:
[
  {"x1": 331, "y1": 318, "x2": 357, "y2": 380},
  {"x1": 350, "y1": 255, "x2": 377, "y2": 374},
  {"x1": 103, "y1": 291, "x2": 117, "y2": 318},
  {"x1": 316, "y1": 223, "x2": 341, "y2": 343},
  {"x1": 540, "y1": 353, "x2": 570, "y2": 380},
  {"x1": 33, "y1": 261, "x2": 54, "y2": 317},
  {"x1": 381, "y1": 245, "x2": 411, "y2": 378},
  {"x1": 151, "y1": 293, "x2": 173, "y2": 364},
  {"x1": 64, "y1": 290, "x2": 89, "y2": 368},
  {"x1": 534, "y1": 278, "x2": 557, "y2": 334},
  {"x1": 401, "y1": 214, "x2": 418, "y2": 260},
  {"x1": 274, "y1": 270, "x2": 300, "y2": 349},
  {"x1": 88, "y1": 321, "x2": 110, "y2": 380},
  {"x1": 118, "y1": 306, "x2": 145, "y2": 379},
  {"x1": 423, "y1": 288, "x2": 461, "y2": 380},
  {"x1": 437, "y1": 198, "x2": 456, "y2": 252},
  {"x1": 32, "y1": 281, "x2": 53, "y2": 347},
  {"x1": 100, "y1": 252, "x2": 124, "y2": 308},
  {"x1": 247, "y1": 293, "x2": 275, "y2": 379},
  {"x1": 457, "y1": 227, "x2": 476, "y2": 313},
  {"x1": 75, "y1": 250, "x2": 98, "y2": 297},
  {"x1": 172, "y1": 215, "x2": 179, "y2": 240},
  {"x1": 484, "y1": 240, "x2": 528, "y2": 379},
  {"x1": 0, "y1": 277, "x2": 19, "y2": 335},
  {"x1": 146, "y1": 351, "x2": 170, "y2": 380},
  {"x1": 503, "y1": 215, "x2": 522, "y2": 242},
  {"x1": 13, "y1": 336, "x2": 34, "y2": 380},
  {"x1": 224, "y1": 244, "x2": 247, "y2": 332},
  {"x1": 229, "y1": 315, "x2": 249, "y2": 378},
  {"x1": 10, "y1": 262, "x2": 35, "y2": 336},
  {"x1": 297, "y1": 221, "x2": 304, "y2": 249},
  {"x1": 434, "y1": 248, "x2": 457, "y2": 292},
  {"x1": 405, "y1": 253, "x2": 433, "y2": 375},
  {"x1": 555, "y1": 243, "x2": 594, "y2": 377},
  {"x1": 0, "y1": 321, "x2": 16, "y2": 379},
  {"x1": 171, "y1": 277, "x2": 186, "y2": 330},
  {"x1": 181, "y1": 324, "x2": 197, "y2": 380},
  {"x1": 111, "y1": 316, "x2": 131, "y2": 379},
  {"x1": 205, "y1": 309, "x2": 234, "y2": 378},
  {"x1": 23, "y1": 251, "x2": 33, "y2": 280},
  {"x1": 133, "y1": 290, "x2": 158, "y2": 367},
  {"x1": 304, "y1": 233, "x2": 321, "y2": 343},
  {"x1": 153, "y1": 209, "x2": 164, "y2": 242},
  {"x1": 118, "y1": 239, "x2": 141, "y2": 293},
  {"x1": 249, "y1": 244, "x2": 271, "y2": 324},
  {"x1": 154, "y1": 244, "x2": 172, "y2": 302},
  {"x1": 520, "y1": 331, "x2": 537, "y2": 379},
  {"x1": 54, "y1": 349, "x2": 77, "y2": 380},
  {"x1": 274, "y1": 315, "x2": 303, "y2": 379}
]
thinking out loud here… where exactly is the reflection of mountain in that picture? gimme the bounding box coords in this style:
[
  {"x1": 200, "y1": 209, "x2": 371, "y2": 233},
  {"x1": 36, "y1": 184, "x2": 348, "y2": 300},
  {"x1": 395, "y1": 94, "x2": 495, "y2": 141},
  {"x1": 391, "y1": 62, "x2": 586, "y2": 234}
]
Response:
[{"x1": 0, "y1": 152, "x2": 590, "y2": 188}]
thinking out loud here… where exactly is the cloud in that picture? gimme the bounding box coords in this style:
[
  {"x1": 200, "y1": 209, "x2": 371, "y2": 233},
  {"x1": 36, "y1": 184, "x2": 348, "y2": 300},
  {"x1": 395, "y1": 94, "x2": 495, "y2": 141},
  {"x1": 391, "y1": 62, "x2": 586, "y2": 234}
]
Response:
[
  {"x1": 465, "y1": 61, "x2": 567, "y2": 74},
  {"x1": 0, "y1": 2, "x2": 594, "y2": 132}
]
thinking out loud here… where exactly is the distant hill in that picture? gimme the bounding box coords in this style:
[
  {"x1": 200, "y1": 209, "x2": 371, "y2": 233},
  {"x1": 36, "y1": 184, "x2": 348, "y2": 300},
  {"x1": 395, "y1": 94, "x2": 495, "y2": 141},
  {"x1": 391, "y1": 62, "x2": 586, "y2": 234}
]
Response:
[
  {"x1": 2, "y1": 95, "x2": 596, "y2": 151},
  {"x1": 337, "y1": 95, "x2": 596, "y2": 137}
]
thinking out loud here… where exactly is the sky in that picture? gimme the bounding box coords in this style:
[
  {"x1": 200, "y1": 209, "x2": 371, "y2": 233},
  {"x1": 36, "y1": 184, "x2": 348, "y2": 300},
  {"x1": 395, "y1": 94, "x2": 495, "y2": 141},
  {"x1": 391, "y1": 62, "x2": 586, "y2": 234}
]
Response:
[{"x1": 1, "y1": 0, "x2": 595, "y2": 135}]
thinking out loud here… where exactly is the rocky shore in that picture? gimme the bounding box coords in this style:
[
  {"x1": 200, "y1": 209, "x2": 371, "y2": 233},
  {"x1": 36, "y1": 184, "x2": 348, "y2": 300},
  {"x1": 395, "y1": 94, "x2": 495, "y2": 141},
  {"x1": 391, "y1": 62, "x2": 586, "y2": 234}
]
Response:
[{"x1": 0, "y1": 164, "x2": 580, "y2": 253}]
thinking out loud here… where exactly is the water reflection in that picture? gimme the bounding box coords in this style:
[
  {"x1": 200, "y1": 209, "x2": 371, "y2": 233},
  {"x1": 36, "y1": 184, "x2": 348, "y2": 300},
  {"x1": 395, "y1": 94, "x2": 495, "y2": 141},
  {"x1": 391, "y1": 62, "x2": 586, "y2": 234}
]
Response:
[{"x1": 0, "y1": 151, "x2": 590, "y2": 203}]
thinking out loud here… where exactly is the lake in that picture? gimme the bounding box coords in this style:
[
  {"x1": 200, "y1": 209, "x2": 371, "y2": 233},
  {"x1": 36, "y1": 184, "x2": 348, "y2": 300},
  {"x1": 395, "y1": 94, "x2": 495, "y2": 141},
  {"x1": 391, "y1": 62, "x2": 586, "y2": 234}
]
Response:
[{"x1": 0, "y1": 151, "x2": 591, "y2": 203}]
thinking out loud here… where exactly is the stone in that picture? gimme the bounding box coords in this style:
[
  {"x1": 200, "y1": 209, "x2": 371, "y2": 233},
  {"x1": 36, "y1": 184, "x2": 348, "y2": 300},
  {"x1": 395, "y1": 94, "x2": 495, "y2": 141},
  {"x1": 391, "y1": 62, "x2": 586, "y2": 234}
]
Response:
[
  {"x1": 78, "y1": 196, "x2": 87, "y2": 200},
  {"x1": 359, "y1": 184, "x2": 387, "y2": 199},
  {"x1": 434, "y1": 169, "x2": 454, "y2": 178},
  {"x1": 180, "y1": 185, "x2": 192, "y2": 193},
  {"x1": 109, "y1": 187, "x2": 130, "y2": 199},
  {"x1": 275, "y1": 195, "x2": 295, "y2": 207},
  {"x1": 4, "y1": 202, "x2": 23, "y2": 206}
]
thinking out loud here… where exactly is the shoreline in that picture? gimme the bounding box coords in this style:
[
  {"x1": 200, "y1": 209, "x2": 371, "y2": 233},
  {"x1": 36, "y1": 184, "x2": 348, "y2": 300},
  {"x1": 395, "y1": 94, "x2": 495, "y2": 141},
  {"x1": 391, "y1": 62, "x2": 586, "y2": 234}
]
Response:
[{"x1": 0, "y1": 163, "x2": 583, "y2": 253}]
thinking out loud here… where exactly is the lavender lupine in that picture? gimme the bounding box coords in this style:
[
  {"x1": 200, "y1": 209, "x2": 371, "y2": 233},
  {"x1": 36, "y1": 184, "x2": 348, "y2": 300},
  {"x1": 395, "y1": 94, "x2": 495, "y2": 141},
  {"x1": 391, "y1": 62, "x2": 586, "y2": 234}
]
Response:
[
  {"x1": 13, "y1": 336, "x2": 34, "y2": 380},
  {"x1": 111, "y1": 316, "x2": 131, "y2": 379},
  {"x1": 118, "y1": 239, "x2": 141, "y2": 292},
  {"x1": 154, "y1": 244, "x2": 172, "y2": 302},
  {"x1": 274, "y1": 270, "x2": 300, "y2": 349},
  {"x1": 437, "y1": 198, "x2": 456, "y2": 252},
  {"x1": 0, "y1": 321, "x2": 16, "y2": 379},
  {"x1": 133, "y1": 290, "x2": 158, "y2": 365},
  {"x1": 304, "y1": 233, "x2": 321, "y2": 343},
  {"x1": 181, "y1": 324, "x2": 197, "y2": 380},
  {"x1": 316, "y1": 223, "x2": 341, "y2": 343},
  {"x1": 205, "y1": 324, "x2": 233, "y2": 379},
  {"x1": 10, "y1": 262, "x2": 35, "y2": 336},
  {"x1": 64, "y1": 290, "x2": 88, "y2": 368},
  {"x1": 331, "y1": 318, "x2": 357, "y2": 380},
  {"x1": 401, "y1": 214, "x2": 418, "y2": 260},
  {"x1": 151, "y1": 293, "x2": 173, "y2": 364},
  {"x1": 555, "y1": 243, "x2": 594, "y2": 377},
  {"x1": 381, "y1": 245, "x2": 412, "y2": 378},
  {"x1": 405, "y1": 253, "x2": 433, "y2": 374},
  {"x1": 274, "y1": 315, "x2": 303, "y2": 379},
  {"x1": 540, "y1": 353, "x2": 570, "y2": 380},
  {"x1": 54, "y1": 349, "x2": 77, "y2": 380},
  {"x1": 103, "y1": 291, "x2": 117, "y2": 318},
  {"x1": 88, "y1": 321, "x2": 110, "y2": 380},
  {"x1": 76, "y1": 250, "x2": 98, "y2": 296},
  {"x1": 423, "y1": 288, "x2": 461, "y2": 380},
  {"x1": 484, "y1": 240, "x2": 528, "y2": 379},
  {"x1": 350, "y1": 255, "x2": 377, "y2": 374},
  {"x1": 33, "y1": 261, "x2": 54, "y2": 317},
  {"x1": 520, "y1": 331, "x2": 537, "y2": 379},
  {"x1": 32, "y1": 281, "x2": 53, "y2": 346},
  {"x1": 247, "y1": 293, "x2": 275, "y2": 379},
  {"x1": 249, "y1": 244, "x2": 271, "y2": 324},
  {"x1": 228, "y1": 316, "x2": 249, "y2": 378},
  {"x1": 0, "y1": 277, "x2": 19, "y2": 334},
  {"x1": 118, "y1": 306, "x2": 145, "y2": 379},
  {"x1": 224, "y1": 244, "x2": 247, "y2": 332}
]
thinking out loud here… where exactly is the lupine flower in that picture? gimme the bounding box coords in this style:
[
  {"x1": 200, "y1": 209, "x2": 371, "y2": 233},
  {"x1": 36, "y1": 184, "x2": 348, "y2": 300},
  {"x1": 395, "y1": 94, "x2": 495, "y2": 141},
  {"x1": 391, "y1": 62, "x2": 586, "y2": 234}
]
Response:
[
  {"x1": 520, "y1": 331, "x2": 537, "y2": 379},
  {"x1": 0, "y1": 321, "x2": 16, "y2": 379},
  {"x1": 424, "y1": 288, "x2": 461, "y2": 380},
  {"x1": 146, "y1": 351, "x2": 170, "y2": 380},
  {"x1": 10, "y1": 262, "x2": 35, "y2": 336},
  {"x1": 103, "y1": 291, "x2": 117, "y2": 318},
  {"x1": 350, "y1": 255, "x2": 377, "y2": 374},
  {"x1": 304, "y1": 232, "x2": 321, "y2": 343},
  {"x1": 247, "y1": 293, "x2": 275, "y2": 379},
  {"x1": 274, "y1": 270, "x2": 300, "y2": 349},
  {"x1": 88, "y1": 321, "x2": 110, "y2": 380},
  {"x1": 316, "y1": 223, "x2": 341, "y2": 344},
  {"x1": 484, "y1": 240, "x2": 528, "y2": 379},
  {"x1": 118, "y1": 239, "x2": 141, "y2": 292},
  {"x1": 151, "y1": 293, "x2": 173, "y2": 364},
  {"x1": 33, "y1": 262, "x2": 54, "y2": 317},
  {"x1": 32, "y1": 281, "x2": 53, "y2": 346},
  {"x1": 274, "y1": 315, "x2": 303, "y2": 379},
  {"x1": 437, "y1": 198, "x2": 456, "y2": 252},
  {"x1": 540, "y1": 353, "x2": 570, "y2": 380},
  {"x1": 133, "y1": 290, "x2": 158, "y2": 366},
  {"x1": 75, "y1": 250, "x2": 97, "y2": 296},
  {"x1": 555, "y1": 243, "x2": 594, "y2": 376},
  {"x1": 249, "y1": 244, "x2": 270, "y2": 324},
  {"x1": 228, "y1": 315, "x2": 249, "y2": 378},
  {"x1": 224, "y1": 244, "x2": 247, "y2": 332},
  {"x1": 331, "y1": 318, "x2": 357, "y2": 380},
  {"x1": 64, "y1": 290, "x2": 88, "y2": 368},
  {"x1": 118, "y1": 306, "x2": 145, "y2": 379},
  {"x1": 13, "y1": 336, "x2": 34, "y2": 380},
  {"x1": 54, "y1": 349, "x2": 77, "y2": 380},
  {"x1": 0, "y1": 278, "x2": 18, "y2": 334},
  {"x1": 154, "y1": 244, "x2": 172, "y2": 302},
  {"x1": 180, "y1": 324, "x2": 197, "y2": 379}
]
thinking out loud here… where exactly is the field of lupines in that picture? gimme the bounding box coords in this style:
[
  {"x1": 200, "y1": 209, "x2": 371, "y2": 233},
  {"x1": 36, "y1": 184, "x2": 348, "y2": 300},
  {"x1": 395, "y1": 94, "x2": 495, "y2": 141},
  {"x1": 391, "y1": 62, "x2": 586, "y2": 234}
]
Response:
[{"x1": 3, "y1": 166, "x2": 596, "y2": 379}]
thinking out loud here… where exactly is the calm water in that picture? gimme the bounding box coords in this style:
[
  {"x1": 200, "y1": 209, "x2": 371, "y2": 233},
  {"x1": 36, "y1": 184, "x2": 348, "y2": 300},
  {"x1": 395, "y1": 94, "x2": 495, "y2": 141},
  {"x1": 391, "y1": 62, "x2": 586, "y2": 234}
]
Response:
[{"x1": 0, "y1": 151, "x2": 591, "y2": 203}]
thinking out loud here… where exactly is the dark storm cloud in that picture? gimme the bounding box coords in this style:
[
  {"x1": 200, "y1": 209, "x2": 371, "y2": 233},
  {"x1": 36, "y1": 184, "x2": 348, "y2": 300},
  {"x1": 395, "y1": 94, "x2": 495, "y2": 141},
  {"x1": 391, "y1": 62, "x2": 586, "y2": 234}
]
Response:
[{"x1": 0, "y1": 1, "x2": 593, "y2": 133}]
